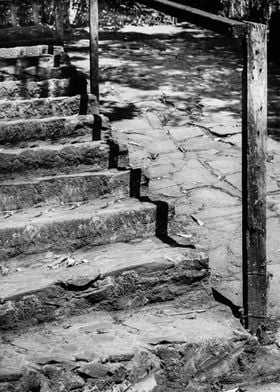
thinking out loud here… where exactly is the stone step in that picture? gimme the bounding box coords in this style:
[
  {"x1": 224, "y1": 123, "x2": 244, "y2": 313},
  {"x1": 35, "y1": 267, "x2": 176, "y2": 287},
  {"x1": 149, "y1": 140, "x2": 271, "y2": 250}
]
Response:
[
  {"x1": 0, "y1": 65, "x2": 62, "y2": 82},
  {"x1": 0, "y1": 139, "x2": 114, "y2": 180},
  {"x1": 0, "y1": 45, "x2": 51, "y2": 59},
  {"x1": 0, "y1": 79, "x2": 69, "y2": 100},
  {"x1": 0, "y1": 237, "x2": 209, "y2": 330},
  {"x1": 245, "y1": 384, "x2": 280, "y2": 392},
  {"x1": 0, "y1": 115, "x2": 96, "y2": 144},
  {"x1": 0, "y1": 65, "x2": 61, "y2": 82},
  {"x1": 0, "y1": 170, "x2": 131, "y2": 211},
  {"x1": 0, "y1": 198, "x2": 157, "y2": 260},
  {"x1": 0, "y1": 53, "x2": 57, "y2": 70},
  {"x1": 0, "y1": 94, "x2": 98, "y2": 121},
  {"x1": 3, "y1": 298, "x2": 278, "y2": 392}
]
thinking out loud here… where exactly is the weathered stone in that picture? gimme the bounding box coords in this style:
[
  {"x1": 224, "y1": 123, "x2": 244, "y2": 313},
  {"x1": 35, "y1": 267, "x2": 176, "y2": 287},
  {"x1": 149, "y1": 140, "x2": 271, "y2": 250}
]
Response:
[
  {"x1": 0, "y1": 141, "x2": 110, "y2": 179},
  {"x1": 226, "y1": 172, "x2": 242, "y2": 191},
  {"x1": 0, "y1": 368, "x2": 22, "y2": 382},
  {"x1": 147, "y1": 140, "x2": 177, "y2": 155},
  {"x1": 207, "y1": 123, "x2": 241, "y2": 136},
  {"x1": 0, "y1": 199, "x2": 157, "y2": 260},
  {"x1": 78, "y1": 362, "x2": 109, "y2": 379},
  {"x1": 129, "y1": 350, "x2": 161, "y2": 384},
  {"x1": 0, "y1": 65, "x2": 62, "y2": 82},
  {"x1": 168, "y1": 126, "x2": 205, "y2": 141},
  {"x1": 0, "y1": 114, "x2": 94, "y2": 144},
  {"x1": 207, "y1": 159, "x2": 241, "y2": 176},
  {"x1": 173, "y1": 159, "x2": 219, "y2": 190},
  {"x1": 144, "y1": 112, "x2": 163, "y2": 129},
  {"x1": 0, "y1": 238, "x2": 208, "y2": 329},
  {"x1": 0, "y1": 94, "x2": 98, "y2": 121},
  {"x1": 0, "y1": 45, "x2": 49, "y2": 59},
  {"x1": 0, "y1": 170, "x2": 130, "y2": 210},
  {"x1": 149, "y1": 178, "x2": 182, "y2": 198},
  {"x1": 0, "y1": 79, "x2": 69, "y2": 100}
]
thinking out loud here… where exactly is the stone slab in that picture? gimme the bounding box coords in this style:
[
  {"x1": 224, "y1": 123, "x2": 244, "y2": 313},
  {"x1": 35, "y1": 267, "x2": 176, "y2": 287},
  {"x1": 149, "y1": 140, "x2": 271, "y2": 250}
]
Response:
[
  {"x1": 0, "y1": 79, "x2": 69, "y2": 100},
  {"x1": 0, "y1": 198, "x2": 157, "y2": 260},
  {"x1": 167, "y1": 125, "x2": 205, "y2": 141},
  {"x1": 0, "y1": 237, "x2": 209, "y2": 329},
  {"x1": 0, "y1": 301, "x2": 254, "y2": 392},
  {"x1": 0, "y1": 45, "x2": 49, "y2": 59},
  {"x1": 0, "y1": 140, "x2": 111, "y2": 179},
  {"x1": 0, "y1": 65, "x2": 62, "y2": 82},
  {"x1": 0, "y1": 94, "x2": 98, "y2": 121},
  {"x1": 0, "y1": 169, "x2": 130, "y2": 211},
  {"x1": 0, "y1": 114, "x2": 94, "y2": 144}
]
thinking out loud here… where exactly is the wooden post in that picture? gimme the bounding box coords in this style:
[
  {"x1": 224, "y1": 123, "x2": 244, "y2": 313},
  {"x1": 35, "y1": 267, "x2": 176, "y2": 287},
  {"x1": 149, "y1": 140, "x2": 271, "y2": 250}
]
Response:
[
  {"x1": 10, "y1": 1, "x2": 17, "y2": 27},
  {"x1": 89, "y1": 0, "x2": 99, "y2": 100},
  {"x1": 32, "y1": 1, "x2": 40, "y2": 24},
  {"x1": 54, "y1": 0, "x2": 64, "y2": 40},
  {"x1": 242, "y1": 22, "x2": 267, "y2": 334}
]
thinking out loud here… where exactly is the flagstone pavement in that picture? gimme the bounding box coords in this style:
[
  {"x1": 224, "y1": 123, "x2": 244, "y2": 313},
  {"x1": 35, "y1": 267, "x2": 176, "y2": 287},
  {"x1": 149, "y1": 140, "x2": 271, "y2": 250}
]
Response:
[{"x1": 68, "y1": 22, "x2": 280, "y2": 322}]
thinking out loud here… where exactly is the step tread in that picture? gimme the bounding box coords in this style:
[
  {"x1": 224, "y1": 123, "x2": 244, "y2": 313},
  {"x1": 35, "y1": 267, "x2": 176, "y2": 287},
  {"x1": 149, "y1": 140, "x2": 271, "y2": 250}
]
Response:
[
  {"x1": 0, "y1": 94, "x2": 79, "y2": 104},
  {"x1": 0, "y1": 136, "x2": 105, "y2": 153},
  {"x1": 0, "y1": 44, "x2": 50, "y2": 59},
  {"x1": 0, "y1": 169, "x2": 131, "y2": 211},
  {"x1": 0, "y1": 113, "x2": 92, "y2": 126},
  {"x1": 1, "y1": 302, "x2": 247, "y2": 375},
  {"x1": 0, "y1": 78, "x2": 69, "y2": 100},
  {"x1": 0, "y1": 197, "x2": 153, "y2": 229},
  {"x1": 0, "y1": 94, "x2": 98, "y2": 120},
  {"x1": 0, "y1": 169, "x2": 127, "y2": 187},
  {"x1": 0, "y1": 237, "x2": 207, "y2": 301}
]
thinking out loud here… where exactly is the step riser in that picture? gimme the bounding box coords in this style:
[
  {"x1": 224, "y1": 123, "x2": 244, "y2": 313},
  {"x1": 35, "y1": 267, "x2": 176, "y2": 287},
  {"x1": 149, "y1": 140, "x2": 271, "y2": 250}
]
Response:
[
  {"x1": 0, "y1": 205, "x2": 156, "y2": 260},
  {"x1": 0, "y1": 143, "x2": 111, "y2": 179},
  {"x1": 0, "y1": 79, "x2": 69, "y2": 100},
  {"x1": 0, "y1": 171, "x2": 130, "y2": 211},
  {"x1": 0, "y1": 66, "x2": 62, "y2": 82},
  {"x1": 0, "y1": 44, "x2": 50, "y2": 59},
  {"x1": 0, "y1": 94, "x2": 98, "y2": 121},
  {"x1": 0, "y1": 115, "x2": 94, "y2": 144},
  {"x1": 0, "y1": 254, "x2": 209, "y2": 330}
]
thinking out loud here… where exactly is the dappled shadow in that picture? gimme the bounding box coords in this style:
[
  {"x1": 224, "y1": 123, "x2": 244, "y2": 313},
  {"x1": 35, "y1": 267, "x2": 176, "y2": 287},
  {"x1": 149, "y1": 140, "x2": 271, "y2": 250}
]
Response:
[
  {"x1": 67, "y1": 21, "x2": 280, "y2": 137},
  {"x1": 99, "y1": 99, "x2": 140, "y2": 121},
  {"x1": 97, "y1": 23, "x2": 244, "y2": 125}
]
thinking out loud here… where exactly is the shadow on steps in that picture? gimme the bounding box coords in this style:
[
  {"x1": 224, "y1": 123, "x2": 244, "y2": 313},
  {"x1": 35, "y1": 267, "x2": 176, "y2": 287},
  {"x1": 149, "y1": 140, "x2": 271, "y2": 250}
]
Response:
[
  {"x1": 212, "y1": 287, "x2": 242, "y2": 319},
  {"x1": 128, "y1": 167, "x2": 197, "y2": 249}
]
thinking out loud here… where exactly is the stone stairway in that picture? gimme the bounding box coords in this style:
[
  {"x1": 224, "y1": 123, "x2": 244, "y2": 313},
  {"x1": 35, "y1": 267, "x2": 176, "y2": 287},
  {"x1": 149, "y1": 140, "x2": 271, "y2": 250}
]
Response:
[{"x1": 0, "y1": 45, "x2": 280, "y2": 392}]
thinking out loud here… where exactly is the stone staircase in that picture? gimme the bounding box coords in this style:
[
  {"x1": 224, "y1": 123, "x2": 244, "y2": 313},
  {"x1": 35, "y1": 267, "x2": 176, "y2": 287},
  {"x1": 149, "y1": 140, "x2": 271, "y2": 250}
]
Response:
[{"x1": 0, "y1": 45, "x2": 280, "y2": 392}]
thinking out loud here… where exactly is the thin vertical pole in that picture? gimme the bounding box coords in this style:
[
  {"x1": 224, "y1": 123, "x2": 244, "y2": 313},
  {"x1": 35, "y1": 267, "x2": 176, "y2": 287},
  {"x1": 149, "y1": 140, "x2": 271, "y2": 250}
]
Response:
[
  {"x1": 32, "y1": 1, "x2": 40, "y2": 25},
  {"x1": 89, "y1": 0, "x2": 99, "y2": 100},
  {"x1": 10, "y1": 2, "x2": 17, "y2": 27},
  {"x1": 242, "y1": 22, "x2": 267, "y2": 334},
  {"x1": 54, "y1": 0, "x2": 64, "y2": 41}
]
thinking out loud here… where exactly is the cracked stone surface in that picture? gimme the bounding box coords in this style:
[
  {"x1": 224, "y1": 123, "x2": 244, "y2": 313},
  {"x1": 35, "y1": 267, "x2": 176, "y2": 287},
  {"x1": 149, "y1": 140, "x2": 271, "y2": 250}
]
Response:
[{"x1": 67, "y1": 22, "x2": 280, "y2": 313}]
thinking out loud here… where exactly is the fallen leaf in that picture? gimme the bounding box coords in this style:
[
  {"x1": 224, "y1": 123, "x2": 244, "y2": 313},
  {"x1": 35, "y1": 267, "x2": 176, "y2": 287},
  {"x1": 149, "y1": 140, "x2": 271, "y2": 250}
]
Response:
[
  {"x1": 66, "y1": 257, "x2": 76, "y2": 268},
  {"x1": 128, "y1": 141, "x2": 142, "y2": 147},
  {"x1": 0, "y1": 266, "x2": 9, "y2": 276},
  {"x1": 191, "y1": 215, "x2": 205, "y2": 226},
  {"x1": 176, "y1": 233, "x2": 193, "y2": 239},
  {"x1": 4, "y1": 212, "x2": 13, "y2": 219},
  {"x1": 34, "y1": 212, "x2": 43, "y2": 218}
]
